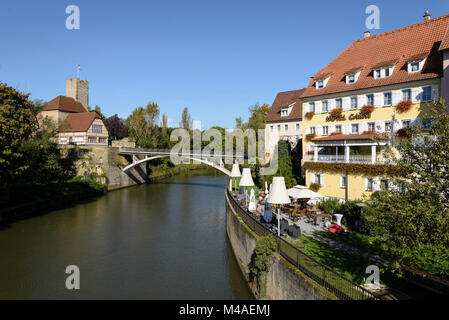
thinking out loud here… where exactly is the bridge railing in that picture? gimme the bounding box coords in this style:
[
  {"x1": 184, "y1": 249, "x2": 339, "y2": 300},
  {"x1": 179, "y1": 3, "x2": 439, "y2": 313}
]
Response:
[
  {"x1": 119, "y1": 147, "x2": 245, "y2": 159},
  {"x1": 226, "y1": 187, "x2": 379, "y2": 300}
]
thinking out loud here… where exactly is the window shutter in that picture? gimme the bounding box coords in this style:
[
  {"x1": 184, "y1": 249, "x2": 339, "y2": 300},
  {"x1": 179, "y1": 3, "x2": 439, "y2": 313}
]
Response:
[
  {"x1": 342, "y1": 97, "x2": 349, "y2": 110},
  {"x1": 392, "y1": 90, "x2": 401, "y2": 105},
  {"x1": 321, "y1": 174, "x2": 325, "y2": 186},
  {"x1": 316, "y1": 101, "x2": 322, "y2": 114},
  {"x1": 412, "y1": 87, "x2": 421, "y2": 103},
  {"x1": 373, "y1": 178, "x2": 380, "y2": 191},
  {"x1": 310, "y1": 173, "x2": 315, "y2": 184},
  {"x1": 432, "y1": 85, "x2": 439, "y2": 100}
]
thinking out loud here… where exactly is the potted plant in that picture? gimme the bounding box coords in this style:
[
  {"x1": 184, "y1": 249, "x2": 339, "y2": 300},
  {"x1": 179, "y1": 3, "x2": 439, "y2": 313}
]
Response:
[{"x1": 309, "y1": 183, "x2": 321, "y2": 192}]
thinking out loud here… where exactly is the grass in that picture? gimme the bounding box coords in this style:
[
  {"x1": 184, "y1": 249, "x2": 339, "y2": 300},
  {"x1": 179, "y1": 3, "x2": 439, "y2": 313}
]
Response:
[{"x1": 285, "y1": 234, "x2": 448, "y2": 299}]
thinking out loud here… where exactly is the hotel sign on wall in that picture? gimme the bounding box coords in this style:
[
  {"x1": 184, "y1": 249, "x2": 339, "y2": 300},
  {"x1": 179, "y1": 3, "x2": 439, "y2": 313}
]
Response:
[{"x1": 325, "y1": 112, "x2": 371, "y2": 122}]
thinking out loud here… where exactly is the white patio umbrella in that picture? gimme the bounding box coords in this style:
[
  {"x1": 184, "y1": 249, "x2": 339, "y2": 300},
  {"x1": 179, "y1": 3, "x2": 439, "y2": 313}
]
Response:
[
  {"x1": 248, "y1": 188, "x2": 256, "y2": 211},
  {"x1": 267, "y1": 177, "x2": 291, "y2": 237},
  {"x1": 287, "y1": 185, "x2": 324, "y2": 201},
  {"x1": 239, "y1": 168, "x2": 255, "y2": 208},
  {"x1": 230, "y1": 163, "x2": 241, "y2": 192}
]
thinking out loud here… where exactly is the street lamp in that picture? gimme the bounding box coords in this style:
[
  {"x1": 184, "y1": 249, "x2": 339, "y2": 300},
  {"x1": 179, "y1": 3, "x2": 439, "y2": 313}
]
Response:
[
  {"x1": 230, "y1": 163, "x2": 241, "y2": 192},
  {"x1": 267, "y1": 177, "x2": 291, "y2": 237},
  {"x1": 239, "y1": 168, "x2": 254, "y2": 208}
]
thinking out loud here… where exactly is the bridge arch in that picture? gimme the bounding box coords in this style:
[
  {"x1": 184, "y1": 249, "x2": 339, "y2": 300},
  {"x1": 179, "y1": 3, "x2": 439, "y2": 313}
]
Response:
[{"x1": 122, "y1": 155, "x2": 232, "y2": 176}]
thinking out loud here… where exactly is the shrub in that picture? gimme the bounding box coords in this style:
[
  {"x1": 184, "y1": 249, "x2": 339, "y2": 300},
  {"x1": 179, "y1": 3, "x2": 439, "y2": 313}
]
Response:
[
  {"x1": 252, "y1": 235, "x2": 277, "y2": 298},
  {"x1": 317, "y1": 198, "x2": 341, "y2": 214},
  {"x1": 309, "y1": 183, "x2": 321, "y2": 192},
  {"x1": 395, "y1": 128, "x2": 411, "y2": 139}
]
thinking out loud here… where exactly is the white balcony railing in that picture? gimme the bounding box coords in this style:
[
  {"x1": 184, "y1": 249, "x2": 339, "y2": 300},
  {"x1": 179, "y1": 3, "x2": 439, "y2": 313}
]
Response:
[{"x1": 305, "y1": 154, "x2": 388, "y2": 164}]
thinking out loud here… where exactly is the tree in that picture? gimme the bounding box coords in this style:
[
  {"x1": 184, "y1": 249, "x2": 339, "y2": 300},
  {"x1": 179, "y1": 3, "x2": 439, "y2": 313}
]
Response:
[
  {"x1": 128, "y1": 101, "x2": 160, "y2": 148},
  {"x1": 94, "y1": 105, "x2": 106, "y2": 120},
  {"x1": 161, "y1": 114, "x2": 168, "y2": 128},
  {"x1": 105, "y1": 114, "x2": 129, "y2": 140},
  {"x1": 364, "y1": 99, "x2": 449, "y2": 278},
  {"x1": 180, "y1": 107, "x2": 192, "y2": 131},
  {"x1": 0, "y1": 83, "x2": 37, "y2": 188}
]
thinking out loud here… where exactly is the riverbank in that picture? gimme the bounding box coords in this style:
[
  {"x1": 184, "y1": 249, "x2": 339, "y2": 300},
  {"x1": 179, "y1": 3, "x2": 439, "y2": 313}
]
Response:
[
  {"x1": 0, "y1": 164, "x2": 213, "y2": 225},
  {"x1": 0, "y1": 176, "x2": 106, "y2": 224}
]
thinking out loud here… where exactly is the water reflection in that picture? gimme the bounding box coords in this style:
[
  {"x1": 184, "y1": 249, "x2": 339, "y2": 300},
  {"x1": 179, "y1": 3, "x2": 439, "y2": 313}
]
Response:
[{"x1": 0, "y1": 169, "x2": 253, "y2": 300}]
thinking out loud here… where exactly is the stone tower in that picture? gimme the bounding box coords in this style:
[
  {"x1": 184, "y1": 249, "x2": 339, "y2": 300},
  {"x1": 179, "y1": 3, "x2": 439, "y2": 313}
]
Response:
[{"x1": 66, "y1": 78, "x2": 89, "y2": 111}]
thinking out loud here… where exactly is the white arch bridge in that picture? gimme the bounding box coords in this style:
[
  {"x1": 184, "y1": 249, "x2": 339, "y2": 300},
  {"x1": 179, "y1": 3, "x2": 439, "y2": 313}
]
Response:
[{"x1": 118, "y1": 147, "x2": 245, "y2": 176}]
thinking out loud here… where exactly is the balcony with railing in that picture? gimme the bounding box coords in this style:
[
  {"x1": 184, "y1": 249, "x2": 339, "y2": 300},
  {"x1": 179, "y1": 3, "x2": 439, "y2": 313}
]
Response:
[{"x1": 305, "y1": 153, "x2": 387, "y2": 164}]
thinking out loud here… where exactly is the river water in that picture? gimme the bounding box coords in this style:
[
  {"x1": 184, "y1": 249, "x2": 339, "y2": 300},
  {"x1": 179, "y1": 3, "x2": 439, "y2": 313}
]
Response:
[{"x1": 0, "y1": 169, "x2": 253, "y2": 299}]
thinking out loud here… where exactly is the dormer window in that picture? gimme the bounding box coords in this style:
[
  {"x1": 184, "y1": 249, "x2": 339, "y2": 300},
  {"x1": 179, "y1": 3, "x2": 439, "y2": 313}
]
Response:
[
  {"x1": 347, "y1": 74, "x2": 355, "y2": 84},
  {"x1": 373, "y1": 66, "x2": 394, "y2": 79},
  {"x1": 407, "y1": 53, "x2": 427, "y2": 73},
  {"x1": 280, "y1": 108, "x2": 289, "y2": 117},
  {"x1": 408, "y1": 60, "x2": 423, "y2": 73},
  {"x1": 315, "y1": 76, "x2": 330, "y2": 89}
]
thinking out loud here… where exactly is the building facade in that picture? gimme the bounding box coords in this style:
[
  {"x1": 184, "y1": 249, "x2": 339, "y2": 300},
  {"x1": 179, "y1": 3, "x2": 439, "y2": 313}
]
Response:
[
  {"x1": 265, "y1": 89, "x2": 305, "y2": 161},
  {"x1": 300, "y1": 13, "x2": 449, "y2": 201},
  {"x1": 40, "y1": 78, "x2": 109, "y2": 146}
]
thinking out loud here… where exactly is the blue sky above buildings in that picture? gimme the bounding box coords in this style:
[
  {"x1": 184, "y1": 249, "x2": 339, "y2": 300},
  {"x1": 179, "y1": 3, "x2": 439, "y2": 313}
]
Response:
[{"x1": 1, "y1": 0, "x2": 448, "y2": 128}]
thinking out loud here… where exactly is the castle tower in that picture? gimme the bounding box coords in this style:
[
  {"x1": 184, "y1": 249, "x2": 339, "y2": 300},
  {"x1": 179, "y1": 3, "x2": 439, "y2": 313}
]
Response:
[{"x1": 66, "y1": 78, "x2": 89, "y2": 111}]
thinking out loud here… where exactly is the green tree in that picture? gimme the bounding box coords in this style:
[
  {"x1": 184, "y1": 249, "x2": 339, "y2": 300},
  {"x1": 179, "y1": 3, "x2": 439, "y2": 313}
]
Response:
[
  {"x1": 0, "y1": 83, "x2": 37, "y2": 188},
  {"x1": 252, "y1": 234, "x2": 277, "y2": 298},
  {"x1": 365, "y1": 99, "x2": 449, "y2": 277},
  {"x1": 180, "y1": 107, "x2": 192, "y2": 131},
  {"x1": 128, "y1": 101, "x2": 160, "y2": 148}
]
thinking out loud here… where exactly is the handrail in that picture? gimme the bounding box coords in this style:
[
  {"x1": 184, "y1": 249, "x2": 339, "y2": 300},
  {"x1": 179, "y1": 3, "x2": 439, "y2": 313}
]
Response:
[{"x1": 226, "y1": 187, "x2": 379, "y2": 300}]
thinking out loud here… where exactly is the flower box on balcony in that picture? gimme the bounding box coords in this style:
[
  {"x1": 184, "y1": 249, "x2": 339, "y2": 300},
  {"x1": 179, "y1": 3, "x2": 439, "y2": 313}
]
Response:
[
  {"x1": 305, "y1": 133, "x2": 316, "y2": 141},
  {"x1": 361, "y1": 104, "x2": 375, "y2": 115},
  {"x1": 396, "y1": 100, "x2": 412, "y2": 113},
  {"x1": 362, "y1": 130, "x2": 376, "y2": 135},
  {"x1": 305, "y1": 111, "x2": 315, "y2": 119},
  {"x1": 330, "y1": 132, "x2": 343, "y2": 136},
  {"x1": 330, "y1": 108, "x2": 343, "y2": 117}
]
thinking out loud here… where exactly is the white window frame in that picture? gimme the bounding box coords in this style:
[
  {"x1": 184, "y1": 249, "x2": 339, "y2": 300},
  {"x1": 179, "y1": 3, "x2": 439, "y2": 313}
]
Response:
[
  {"x1": 402, "y1": 89, "x2": 411, "y2": 101},
  {"x1": 350, "y1": 96, "x2": 358, "y2": 109},
  {"x1": 366, "y1": 94, "x2": 374, "y2": 105},
  {"x1": 284, "y1": 124, "x2": 289, "y2": 131},
  {"x1": 335, "y1": 98, "x2": 343, "y2": 108},
  {"x1": 335, "y1": 125, "x2": 342, "y2": 133},
  {"x1": 352, "y1": 123, "x2": 359, "y2": 134},
  {"x1": 365, "y1": 177, "x2": 374, "y2": 191},
  {"x1": 322, "y1": 100, "x2": 329, "y2": 113},
  {"x1": 383, "y1": 92, "x2": 392, "y2": 106},
  {"x1": 295, "y1": 123, "x2": 300, "y2": 131},
  {"x1": 322, "y1": 125, "x2": 329, "y2": 136},
  {"x1": 368, "y1": 122, "x2": 375, "y2": 131},
  {"x1": 309, "y1": 102, "x2": 316, "y2": 113},
  {"x1": 422, "y1": 86, "x2": 432, "y2": 102},
  {"x1": 340, "y1": 175, "x2": 347, "y2": 188}
]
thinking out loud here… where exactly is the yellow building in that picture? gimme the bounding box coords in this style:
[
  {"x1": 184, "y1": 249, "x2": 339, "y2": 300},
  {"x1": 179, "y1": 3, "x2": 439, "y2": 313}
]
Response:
[{"x1": 300, "y1": 12, "x2": 449, "y2": 201}]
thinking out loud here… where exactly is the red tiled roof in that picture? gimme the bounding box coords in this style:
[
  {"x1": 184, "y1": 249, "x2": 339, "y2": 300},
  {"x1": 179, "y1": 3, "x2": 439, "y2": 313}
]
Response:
[
  {"x1": 266, "y1": 89, "x2": 305, "y2": 122},
  {"x1": 312, "y1": 133, "x2": 388, "y2": 142},
  {"x1": 62, "y1": 112, "x2": 101, "y2": 132},
  {"x1": 440, "y1": 26, "x2": 449, "y2": 51},
  {"x1": 43, "y1": 96, "x2": 87, "y2": 113},
  {"x1": 302, "y1": 14, "x2": 449, "y2": 98}
]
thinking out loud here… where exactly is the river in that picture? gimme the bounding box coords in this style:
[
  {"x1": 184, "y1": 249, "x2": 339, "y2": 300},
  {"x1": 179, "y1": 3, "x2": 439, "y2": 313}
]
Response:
[{"x1": 0, "y1": 169, "x2": 254, "y2": 299}]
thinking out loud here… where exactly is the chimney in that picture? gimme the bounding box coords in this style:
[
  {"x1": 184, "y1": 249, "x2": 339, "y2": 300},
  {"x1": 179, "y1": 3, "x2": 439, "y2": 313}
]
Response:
[
  {"x1": 423, "y1": 10, "x2": 431, "y2": 21},
  {"x1": 364, "y1": 31, "x2": 371, "y2": 38}
]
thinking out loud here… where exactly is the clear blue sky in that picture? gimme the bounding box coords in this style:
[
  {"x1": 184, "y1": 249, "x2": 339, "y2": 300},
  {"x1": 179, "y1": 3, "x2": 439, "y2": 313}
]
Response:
[{"x1": 1, "y1": 0, "x2": 448, "y2": 129}]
